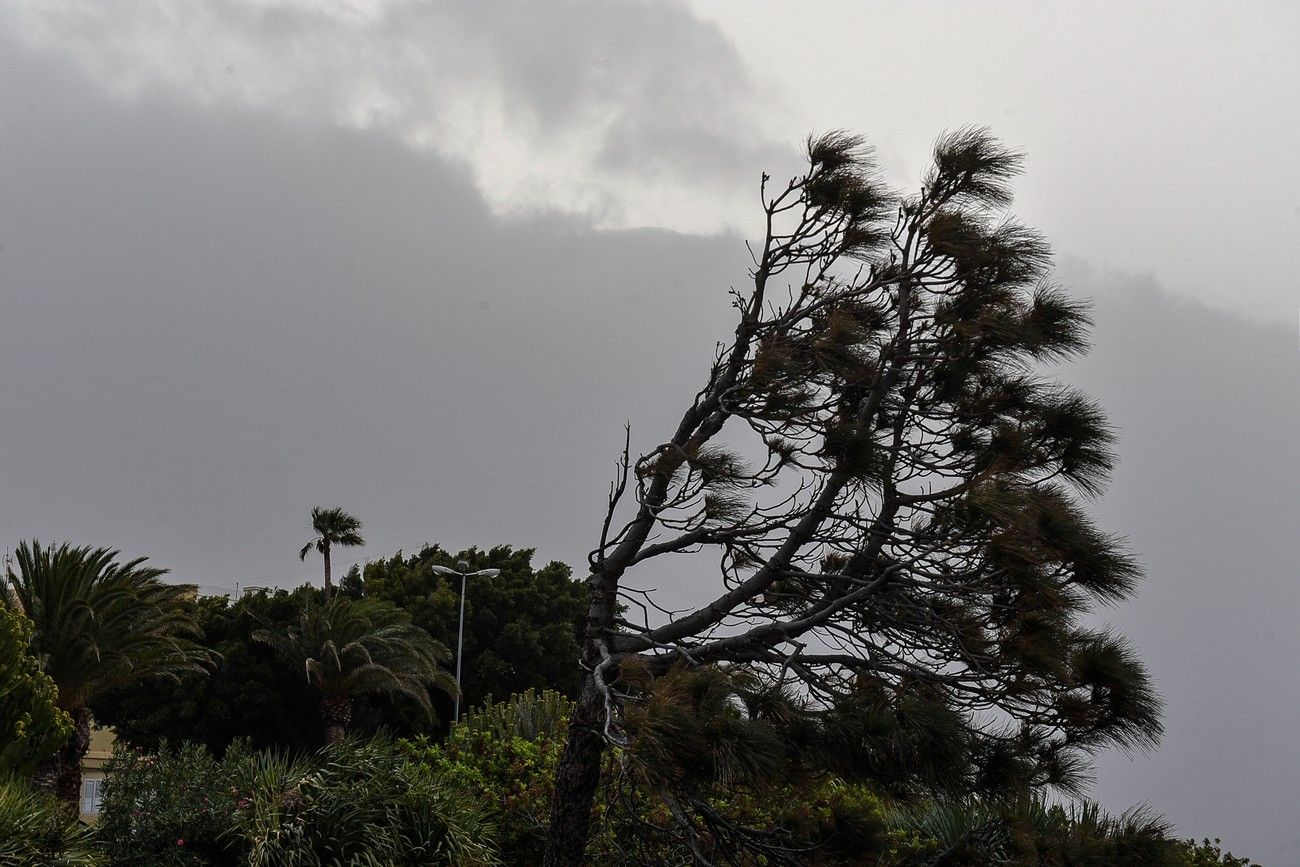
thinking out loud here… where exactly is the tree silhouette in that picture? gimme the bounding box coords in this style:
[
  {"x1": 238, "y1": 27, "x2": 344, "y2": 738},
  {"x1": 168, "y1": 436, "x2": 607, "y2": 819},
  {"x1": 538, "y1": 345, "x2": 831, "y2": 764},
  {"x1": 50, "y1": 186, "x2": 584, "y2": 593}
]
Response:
[
  {"x1": 544, "y1": 129, "x2": 1161, "y2": 864},
  {"x1": 299, "y1": 506, "x2": 364, "y2": 601}
]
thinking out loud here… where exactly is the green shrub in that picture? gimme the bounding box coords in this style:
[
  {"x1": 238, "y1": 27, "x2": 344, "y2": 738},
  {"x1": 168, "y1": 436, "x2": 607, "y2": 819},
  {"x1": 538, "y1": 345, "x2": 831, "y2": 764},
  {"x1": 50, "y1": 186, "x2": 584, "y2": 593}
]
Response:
[
  {"x1": 406, "y1": 690, "x2": 924, "y2": 866},
  {"x1": 97, "y1": 741, "x2": 239, "y2": 865},
  {"x1": 95, "y1": 738, "x2": 498, "y2": 866},
  {"x1": 1176, "y1": 837, "x2": 1257, "y2": 866},
  {"x1": 0, "y1": 606, "x2": 71, "y2": 776},
  {"x1": 229, "y1": 737, "x2": 498, "y2": 866},
  {"x1": 0, "y1": 774, "x2": 102, "y2": 866}
]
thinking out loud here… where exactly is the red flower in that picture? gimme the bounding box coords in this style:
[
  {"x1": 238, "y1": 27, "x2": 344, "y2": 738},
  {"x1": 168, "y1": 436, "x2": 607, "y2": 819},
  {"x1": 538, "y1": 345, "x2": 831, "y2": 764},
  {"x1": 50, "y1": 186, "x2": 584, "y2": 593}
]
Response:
[{"x1": 176, "y1": 839, "x2": 185, "y2": 846}]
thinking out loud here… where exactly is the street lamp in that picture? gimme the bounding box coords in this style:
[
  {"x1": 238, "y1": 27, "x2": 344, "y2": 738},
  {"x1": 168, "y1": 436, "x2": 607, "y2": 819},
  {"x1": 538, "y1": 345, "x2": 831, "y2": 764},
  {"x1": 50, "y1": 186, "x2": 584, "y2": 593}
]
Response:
[{"x1": 429, "y1": 560, "x2": 501, "y2": 723}]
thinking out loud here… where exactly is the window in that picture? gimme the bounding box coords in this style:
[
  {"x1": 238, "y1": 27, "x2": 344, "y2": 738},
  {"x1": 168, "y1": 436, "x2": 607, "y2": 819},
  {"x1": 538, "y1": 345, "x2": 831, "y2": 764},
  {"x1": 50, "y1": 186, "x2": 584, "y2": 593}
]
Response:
[{"x1": 80, "y1": 778, "x2": 104, "y2": 815}]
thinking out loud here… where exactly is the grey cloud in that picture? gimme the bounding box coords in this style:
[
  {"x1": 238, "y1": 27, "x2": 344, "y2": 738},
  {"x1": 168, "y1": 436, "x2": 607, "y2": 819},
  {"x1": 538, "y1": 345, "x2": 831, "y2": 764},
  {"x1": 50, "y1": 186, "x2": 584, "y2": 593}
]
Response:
[
  {"x1": 3, "y1": 0, "x2": 786, "y2": 226},
  {"x1": 0, "y1": 40, "x2": 743, "y2": 590}
]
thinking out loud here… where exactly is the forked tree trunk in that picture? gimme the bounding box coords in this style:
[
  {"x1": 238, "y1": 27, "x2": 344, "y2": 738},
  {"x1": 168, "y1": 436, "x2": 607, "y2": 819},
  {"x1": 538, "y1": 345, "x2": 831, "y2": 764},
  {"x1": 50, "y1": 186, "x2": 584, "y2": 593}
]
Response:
[
  {"x1": 543, "y1": 675, "x2": 609, "y2": 866},
  {"x1": 321, "y1": 694, "x2": 352, "y2": 743},
  {"x1": 32, "y1": 706, "x2": 91, "y2": 811}
]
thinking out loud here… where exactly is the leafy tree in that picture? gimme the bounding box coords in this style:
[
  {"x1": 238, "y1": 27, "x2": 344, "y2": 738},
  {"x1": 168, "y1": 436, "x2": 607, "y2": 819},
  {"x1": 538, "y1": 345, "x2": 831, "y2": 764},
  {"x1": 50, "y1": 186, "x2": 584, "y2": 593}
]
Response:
[
  {"x1": 254, "y1": 595, "x2": 456, "y2": 742},
  {"x1": 4, "y1": 539, "x2": 208, "y2": 806},
  {"x1": 544, "y1": 130, "x2": 1161, "y2": 863},
  {"x1": 0, "y1": 606, "x2": 71, "y2": 776},
  {"x1": 299, "y1": 506, "x2": 364, "y2": 600},
  {"x1": 346, "y1": 544, "x2": 587, "y2": 726},
  {"x1": 93, "y1": 589, "x2": 325, "y2": 755},
  {"x1": 97, "y1": 544, "x2": 588, "y2": 752}
]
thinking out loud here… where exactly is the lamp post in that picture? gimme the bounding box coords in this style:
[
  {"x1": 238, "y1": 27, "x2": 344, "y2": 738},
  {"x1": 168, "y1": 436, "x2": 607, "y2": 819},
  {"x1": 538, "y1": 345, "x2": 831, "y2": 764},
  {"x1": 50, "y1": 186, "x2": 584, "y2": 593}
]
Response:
[{"x1": 430, "y1": 561, "x2": 501, "y2": 723}]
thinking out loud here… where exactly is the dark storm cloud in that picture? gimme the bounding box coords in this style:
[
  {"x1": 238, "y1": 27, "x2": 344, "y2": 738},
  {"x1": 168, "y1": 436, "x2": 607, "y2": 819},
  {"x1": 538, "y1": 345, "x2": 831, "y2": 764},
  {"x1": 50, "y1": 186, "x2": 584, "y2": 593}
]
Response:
[
  {"x1": 0, "y1": 40, "x2": 744, "y2": 591},
  {"x1": 3, "y1": 0, "x2": 789, "y2": 224},
  {"x1": 0, "y1": 28, "x2": 1294, "y2": 862}
]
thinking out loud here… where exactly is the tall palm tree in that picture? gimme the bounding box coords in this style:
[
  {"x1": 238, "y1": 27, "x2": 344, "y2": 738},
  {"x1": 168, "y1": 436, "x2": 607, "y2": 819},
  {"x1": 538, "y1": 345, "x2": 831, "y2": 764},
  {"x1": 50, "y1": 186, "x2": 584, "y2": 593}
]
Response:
[
  {"x1": 299, "y1": 507, "x2": 364, "y2": 601},
  {"x1": 3, "y1": 540, "x2": 209, "y2": 806},
  {"x1": 254, "y1": 596, "x2": 455, "y2": 743}
]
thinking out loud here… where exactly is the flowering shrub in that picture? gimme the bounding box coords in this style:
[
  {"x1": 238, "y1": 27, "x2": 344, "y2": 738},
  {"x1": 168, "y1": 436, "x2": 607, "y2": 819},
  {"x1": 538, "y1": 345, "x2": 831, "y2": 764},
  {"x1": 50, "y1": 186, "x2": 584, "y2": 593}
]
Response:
[{"x1": 96, "y1": 741, "x2": 241, "y2": 865}]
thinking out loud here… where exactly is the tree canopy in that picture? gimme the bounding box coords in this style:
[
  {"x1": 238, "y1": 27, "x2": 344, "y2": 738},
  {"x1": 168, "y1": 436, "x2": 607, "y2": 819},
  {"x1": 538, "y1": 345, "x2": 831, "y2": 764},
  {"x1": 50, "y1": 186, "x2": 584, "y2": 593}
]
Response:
[
  {"x1": 254, "y1": 595, "x2": 456, "y2": 742},
  {"x1": 300, "y1": 506, "x2": 365, "y2": 600},
  {"x1": 545, "y1": 129, "x2": 1161, "y2": 864},
  {"x1": 94, "y1": 543, "x2": 588, "y2": 751},
  {"x1": 346, "y1": 544, "x2": 587, "y2": 720},
  {"x1": 6, "y1": 539, "x2": 208, "y2": 803}
]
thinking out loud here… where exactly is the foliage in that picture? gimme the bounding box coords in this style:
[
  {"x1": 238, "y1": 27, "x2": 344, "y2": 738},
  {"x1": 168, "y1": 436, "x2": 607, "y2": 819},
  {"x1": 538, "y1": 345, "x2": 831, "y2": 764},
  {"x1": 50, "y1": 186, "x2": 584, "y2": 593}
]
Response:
[
  {"x1": 95, "y1": 738, "x2": 499, "y2": 867},
  {"x1": 886, "y1": 799, "x2": 1260, "y2": 867},
  {"x1": 343, "y1": 544, "x2": 587, "y2": 728},
  {"x1": 96, "y1": 741, "x2": 238, "y2": 866},
  {"x1": 5, "y1": 539, "x2": 209, "y2": 802},
  {"x1": 548, "y1": 128, "x2": 1164, "y2": 861},
  {"x1": 459, "y1": 687, "x2": 575, "y2": 742},
  {"x1": 253, "y1": 595, "x2": 455, "y2": 741},
  {"x1": 1175, "y1": 838, "x2": 1256, "y2": 867},
  {"x1": 407, "y1": 689, "x2": 924, "y2": 866},
  {"x1": 298, "y1": 507, "x2": 364, "y2": 599},
  {"x1": 0, "y1": 606, "x2": 71, "y2": 775},
  {"x1": 5, "y1": 540, "x2": 208, "y2": 713},
  {"x1": 97, "y1": 542, "x2": 586, "y2": 752},
  {"x1": 0, "y1": 774, "x2": 102, "y2": 866},
  {"x1": 93, "y1": 589, "x2": 324, "y2": 755}
]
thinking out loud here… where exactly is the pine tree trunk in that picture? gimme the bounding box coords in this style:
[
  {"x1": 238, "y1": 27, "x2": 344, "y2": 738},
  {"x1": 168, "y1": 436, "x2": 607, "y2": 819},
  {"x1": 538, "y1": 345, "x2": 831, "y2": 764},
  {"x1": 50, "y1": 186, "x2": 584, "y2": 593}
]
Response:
[
  {"x1": 543, "y1": 675, "x2": 608, "y2": 866},
  {"x1": 323, "y1": 542, "x2": 333, "y2": 601},
  {"x1": 321, "y1": 694, "x2": 351, "y2": 743},
  {"x1": 32, "y1": 706, "x2": 91, "y2": 811}
]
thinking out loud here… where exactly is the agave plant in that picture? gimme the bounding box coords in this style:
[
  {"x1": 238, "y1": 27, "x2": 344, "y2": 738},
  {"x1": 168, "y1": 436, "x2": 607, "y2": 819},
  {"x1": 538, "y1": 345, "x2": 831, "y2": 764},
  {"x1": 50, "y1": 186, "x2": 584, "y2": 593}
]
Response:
[
  {"x1": 4, "y1": 539, "x2": 208, "y2": 805},
  {"x1": 255, "y1": 596, "x2": 456, "y2": 742},
  {"x1": 0, "y1": 774, "x2": 102, "y2": 866},
  {"x1": 227, "y1": 737, "x2": 499, "y2": 866}
]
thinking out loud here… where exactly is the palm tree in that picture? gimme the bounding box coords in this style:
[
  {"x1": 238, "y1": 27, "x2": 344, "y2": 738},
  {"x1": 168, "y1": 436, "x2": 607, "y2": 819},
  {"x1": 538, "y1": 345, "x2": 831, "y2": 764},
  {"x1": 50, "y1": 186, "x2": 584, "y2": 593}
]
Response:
[
  {"x1": 254, "y1": 596, "x2": 455, "y2": 743},
  {"x1": 3, "y1": 539, "x2": 209, "y2": 806},
  {"x1": 299, "y1": 506, "x2": 364, "y2": 601}
]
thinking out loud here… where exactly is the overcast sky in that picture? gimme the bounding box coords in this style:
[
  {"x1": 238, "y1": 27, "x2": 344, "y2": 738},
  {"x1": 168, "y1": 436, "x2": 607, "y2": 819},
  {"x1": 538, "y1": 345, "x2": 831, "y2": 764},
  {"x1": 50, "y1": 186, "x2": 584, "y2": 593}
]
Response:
[{"x1": 1, "y1": 1, "x2": 1295, "y2": 858}]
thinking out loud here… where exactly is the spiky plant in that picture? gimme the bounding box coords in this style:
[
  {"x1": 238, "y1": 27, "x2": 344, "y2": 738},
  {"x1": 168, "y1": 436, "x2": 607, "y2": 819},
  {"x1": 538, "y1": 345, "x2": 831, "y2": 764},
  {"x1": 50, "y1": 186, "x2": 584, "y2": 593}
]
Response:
[
  {"x1": 228, "y1": 737, "x2": 500, "y2": 866},
  {"x1": 298, "y1": 506, "x2": 364, "y2": 601},
  {"x1": 254, "y1": 596, "x2": 455, "y2": 742},
  {"x1": 4, "y1": 539, "x2": 207, "y2": 806},
  {"x1": 0, "y1": 774, "x2": 102, "y2": 866}
]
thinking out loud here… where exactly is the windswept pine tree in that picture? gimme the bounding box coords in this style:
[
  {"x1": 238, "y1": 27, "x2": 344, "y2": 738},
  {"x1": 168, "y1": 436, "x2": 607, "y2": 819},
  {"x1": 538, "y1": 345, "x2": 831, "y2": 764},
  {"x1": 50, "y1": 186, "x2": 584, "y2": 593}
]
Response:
[{"x1": 544, "y1": 129, "x2": 1161, "y2": 864}]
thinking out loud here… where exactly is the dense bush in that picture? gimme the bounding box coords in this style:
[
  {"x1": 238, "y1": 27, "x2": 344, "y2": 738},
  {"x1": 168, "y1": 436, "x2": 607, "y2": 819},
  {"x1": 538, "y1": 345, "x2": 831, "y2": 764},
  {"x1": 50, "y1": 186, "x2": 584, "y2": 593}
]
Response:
[
  {"x1": 404, "y1": 690, "x2": 926, "y2": 866},
  {"x1": 0, "y1": 606, "x2": 71, "y2": 776},
  {"x1": 1176, "y1": 838, "x2": 1258, "y2": 866},
  {"x1": 95, "y1": 738, "x2": 498, "y2": 866},
  {"x1": 81, "y1": 686, "x2": 1262, "y2": 866},
  {"x1": 0, "y1": 775, "x2": 101, "y2": 866},
  {"x1": 93, "y1": 590, "x2": 324, "y2": 755},
  {"x1": 96, "y1": 741, "x2": 238, "y2": 865}
]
